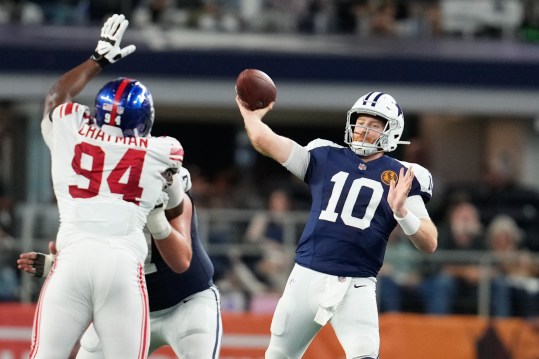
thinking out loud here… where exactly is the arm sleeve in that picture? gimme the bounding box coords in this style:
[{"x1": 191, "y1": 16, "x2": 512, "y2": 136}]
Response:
[
  {"x1": 404, "y1": 195, "x2": 430, "y2": 219},
  {"x1": 41, "y1": 113, "x2": 53, "y2": 150},
  {"x1": 282, "y1": 141, "x2": 310, "y2": 180},
  {"x1": 41, "y1": 103, "x2": 89, "y2": 150}
]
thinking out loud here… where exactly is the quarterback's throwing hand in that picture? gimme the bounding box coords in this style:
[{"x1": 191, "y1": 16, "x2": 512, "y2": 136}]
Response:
[{"x1": 91, "y1": 14, "x2": 136, "y2": 67}]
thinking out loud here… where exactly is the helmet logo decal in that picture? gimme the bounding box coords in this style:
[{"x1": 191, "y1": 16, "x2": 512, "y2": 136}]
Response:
[
  {"x1": 109, "y1": 78, "x2": 131, "y2": 127},
  {"x1": 362, "y1": 92, "x2": 374, "y2": 105},
  {"x1": 381, "y1": 170, "x2": 398, "y2": 185},
  {"x1": 362, "y1": 92, "x2": 385, "y2": 106},
  {"x1": 396, "y1": 103, "x2": 403, "y2": 117}
]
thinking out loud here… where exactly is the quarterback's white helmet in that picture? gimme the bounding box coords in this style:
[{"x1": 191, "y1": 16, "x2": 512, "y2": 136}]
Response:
[{"x1": 344, "y1": 91, "x2": 409, "y2": 156}]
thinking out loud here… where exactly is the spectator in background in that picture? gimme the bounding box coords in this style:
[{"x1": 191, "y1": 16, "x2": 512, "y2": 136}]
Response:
[
  {"x1": 369, "y1": 0, "x2": 398, "y2": 36},
  {"x1": 487, "y1": 214, "x2": 539, "y2": 317},
  {"x1": 445, "y1": 154, "x2": 539, "y2": 251},
  {"x1": 0, "y1": 182, "x2": 13, "y2": 235},
  {"x1": 422, "y1": 198, "x2": 510, "y2": 316},
  {"x1": 0, "y1": 181, "x2": 18, "y2": 302},
  {"x1": 0, "y1": 226, "x2": 18, "y2": 301},
  {"x1": 377, "y1": 226, "x2": 425, "y2": 312},
  {"x1": 40, "y1": 0, "x2": 86, "y2": 25},
  {"x1": 217, "y1": 188, "x2": 295, "y2": 312},
  {"x1": 481, "y1": 155, "x2": 539, "y2": 252},
  {"x1": 244, "y1": 188, "x2": 294, "y2": 292},
  {"x1": 88, "y1": 0, "x2": 141, "y2": 24},
  {"x1": 245, "y1": 188, "x2": 292, "y2": 245},
  {"x1": 334, "y1": 0, "x2": 369, "y2": 34}
]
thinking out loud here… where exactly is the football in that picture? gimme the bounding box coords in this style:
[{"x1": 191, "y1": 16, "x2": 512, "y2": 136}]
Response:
[{"x1": 235, "y1": 69, "x2": 277, "y2": 110}]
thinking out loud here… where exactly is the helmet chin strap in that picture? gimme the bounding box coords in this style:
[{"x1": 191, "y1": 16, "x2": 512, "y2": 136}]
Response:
[{"x1": 350, "y1": 141, "x2": 381, "y2": 156}]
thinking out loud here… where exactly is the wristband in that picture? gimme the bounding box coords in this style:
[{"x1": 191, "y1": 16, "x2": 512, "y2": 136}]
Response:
[
  {"x1": 90, "y1": 54, "x2": 110, "y2": 68},
  {"x1": 146, "y1": 206, "x2": 172, "y2": 240},
  {"x1": 394, "y1": 210, "x2": 420, "y2": 236}
]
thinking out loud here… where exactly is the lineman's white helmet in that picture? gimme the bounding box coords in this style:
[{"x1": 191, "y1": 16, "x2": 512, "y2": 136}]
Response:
[{"x1": 344, "y1": 92, "x2": 409, "y2": 156}]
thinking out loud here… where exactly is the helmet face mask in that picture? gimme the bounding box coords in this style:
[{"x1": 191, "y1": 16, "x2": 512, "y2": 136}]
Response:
[
  {"x1": 344, "y1": 92, "x2": 407, "y2": 156},
  {"x1": 94, "y1": 77, "x2": 155, "y2": 137}
]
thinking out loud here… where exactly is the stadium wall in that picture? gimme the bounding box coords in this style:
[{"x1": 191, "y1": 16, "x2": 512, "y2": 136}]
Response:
[{"x1": 1, "y1": 303, "x2": 538, "y2": 359}]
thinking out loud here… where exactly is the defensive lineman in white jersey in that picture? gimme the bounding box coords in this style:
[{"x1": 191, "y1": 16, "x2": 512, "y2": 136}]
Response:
[
  {"x1": 19, "y1": 169, "x2": 222, "y2": 358},
  {"x1": 236, "y1": 91, "x2": 438, "y2": 358},
  {"x1": 30, "y1": 14, "x2": 191, "y2": 359},
  {"x1": 76, "y1": 167, "x2": 222, "y2": 358}
]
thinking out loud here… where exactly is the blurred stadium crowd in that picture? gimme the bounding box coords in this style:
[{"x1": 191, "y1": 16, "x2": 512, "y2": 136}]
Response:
[
  {"x1": 0, "y1": 0, "x2": 538, "y2": 41},
  {"x1": 2, "y1": 135, "x2": 539, "y2": 320},
  {"x1": 1, "y1": 0, "x2": 539, "y2": 322}
]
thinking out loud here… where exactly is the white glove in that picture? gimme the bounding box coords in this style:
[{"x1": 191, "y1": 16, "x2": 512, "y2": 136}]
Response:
[
  {"x1": 146, "y1": 191, "x2": 172, "y2": 240},
  {"x1": 91, "y1": 14, "x2": 136, "y2": 67}
]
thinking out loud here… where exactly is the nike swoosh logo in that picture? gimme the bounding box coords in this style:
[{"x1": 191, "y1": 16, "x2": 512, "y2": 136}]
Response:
[
  {"x1": 183, "y1": 298, "x2": 194, "y2": 303},
  {"x1": 354, "y1": 284, "x2": 366, "y2": 288}
]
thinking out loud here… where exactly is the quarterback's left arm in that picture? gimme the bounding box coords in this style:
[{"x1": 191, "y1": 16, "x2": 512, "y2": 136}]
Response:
[{"x1": 387, "y1": 166, "x2": 438, "y2": 254}]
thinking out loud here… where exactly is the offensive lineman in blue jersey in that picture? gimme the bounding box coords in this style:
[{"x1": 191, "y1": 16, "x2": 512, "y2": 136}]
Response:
[
  {"x1": 236, "y1": 91, "x2": 438, "y2": 359},
  {"x1": 19, "y1": 167, "x2": 223, "y2": 358}
]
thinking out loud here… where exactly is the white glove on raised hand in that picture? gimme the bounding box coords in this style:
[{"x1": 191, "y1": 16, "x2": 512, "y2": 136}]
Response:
[
  {"x1": 91, "y1": 13, "x2": 136, "y2": 67},
  {"x1": 146, "y1": 191, "x2": 172, "y2": 240}
]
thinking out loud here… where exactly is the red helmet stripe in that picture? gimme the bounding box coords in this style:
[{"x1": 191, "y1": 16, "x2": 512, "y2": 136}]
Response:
[{"x1": 110, "y1": 79, "x2": 131, "y2": 126}]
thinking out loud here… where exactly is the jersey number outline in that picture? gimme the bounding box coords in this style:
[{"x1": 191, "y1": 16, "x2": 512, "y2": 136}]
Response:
[
  {"x1": 69, "y1": 142, "x2": 146, "y2": 205},
  {"x1": 319, "y1": 171, "x2": 383, "y2": 229}
]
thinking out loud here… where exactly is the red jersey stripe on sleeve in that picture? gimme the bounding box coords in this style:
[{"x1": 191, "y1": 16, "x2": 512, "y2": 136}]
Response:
[
  {"x1": 64, "y1": 103, "x2": 74, "y2": 116},
  {"x1": 170, "y1": 146, "x2": 184, "y2": 163},
  {"x1": 58, "y1": 103, "x2": 74, "y2": 118}
]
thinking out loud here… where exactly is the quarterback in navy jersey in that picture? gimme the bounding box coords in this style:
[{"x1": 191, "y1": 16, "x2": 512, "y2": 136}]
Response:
[{"x1": 236, "y1": 91, "x2": 438, "y2": 359}]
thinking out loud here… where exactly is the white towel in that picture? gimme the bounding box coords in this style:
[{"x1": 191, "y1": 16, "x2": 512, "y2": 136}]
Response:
[{"x1": 314, "y1": 275, "x2": 351, "y2": 326}]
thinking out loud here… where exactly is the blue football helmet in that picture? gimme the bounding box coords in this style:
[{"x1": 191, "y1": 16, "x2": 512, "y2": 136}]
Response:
[{"x1": 94, "y1": 77, "x2": 154, "y2": 137}]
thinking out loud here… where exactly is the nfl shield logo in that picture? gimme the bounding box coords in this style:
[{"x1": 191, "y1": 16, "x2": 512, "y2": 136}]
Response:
[{"x1": 358, "y1": 163, "x2": 367, "y2": 171}]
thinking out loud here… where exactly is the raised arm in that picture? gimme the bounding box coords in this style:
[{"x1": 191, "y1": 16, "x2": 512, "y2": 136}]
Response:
[
  {"x1": 235, "y1": 96, "x2": 294, "y2": 164},
  {"x1": 388, "y1": 166, "x2": 438, "y2": 254},
  {"x1": 43, "y1": 14, "x2": 136, "y2": 117},
  {"x1": 43, "y1": 60, "x2": 102, "y2": 117}
]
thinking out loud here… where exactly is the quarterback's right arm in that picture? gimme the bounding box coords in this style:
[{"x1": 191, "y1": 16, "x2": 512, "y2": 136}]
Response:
[{"x1": 236, "y1": 96, "x2": 295, "y2": 164}]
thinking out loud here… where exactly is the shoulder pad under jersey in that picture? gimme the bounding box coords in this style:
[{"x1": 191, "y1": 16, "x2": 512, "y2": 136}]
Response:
[
  {"x1": 305, "y1": 138, "x2": 344, "y2": 151},
  {"x1": 179, "y1": 167, "x2": 192, "y2": 192},
  {"x1": 399, "y1": 161, "x2": 433, "y2": 197},
  {"x1": 51, "y1": 103, "x2": 91, "y2": 122}
]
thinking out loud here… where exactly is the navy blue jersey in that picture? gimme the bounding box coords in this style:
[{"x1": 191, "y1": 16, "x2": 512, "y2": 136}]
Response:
[
  {"x1": 146, "y1": 175, "x2": 214, "y2": 312},
  {"x1": 294, "y1": 140, "x2": 432, "y2": 278}
]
